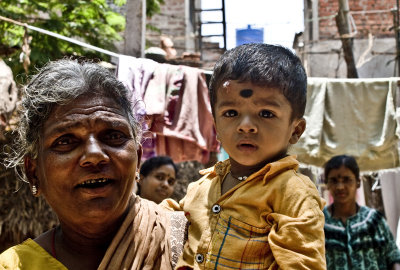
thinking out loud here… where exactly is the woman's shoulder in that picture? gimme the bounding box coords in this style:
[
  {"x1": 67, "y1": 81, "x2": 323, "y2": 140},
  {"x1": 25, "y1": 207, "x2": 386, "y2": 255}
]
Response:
[
  {"x1": 350, "y1": 206, "x2": 395, "y2": 236},
  {"x1": 0, "y1": 239, "x2": 67, "y2": 270},
  {"x1": 1, "y1": 239, "x2": 38, "y2": 262},
  {"x1": 322, "y1": 205, "x2": 330, "y2": 216},
  {"x1": 357, "y1": 205, "x2": 385, "y2": 222}
]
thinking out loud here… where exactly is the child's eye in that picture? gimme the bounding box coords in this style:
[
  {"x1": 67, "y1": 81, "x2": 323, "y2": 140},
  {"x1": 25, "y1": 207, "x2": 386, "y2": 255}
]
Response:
[
  {"x1": 223, "y1": 110, "x2": 238, "y2": 117},
  {"x1": 259, "y1": 110, "x2": 274, "y2": 118}
]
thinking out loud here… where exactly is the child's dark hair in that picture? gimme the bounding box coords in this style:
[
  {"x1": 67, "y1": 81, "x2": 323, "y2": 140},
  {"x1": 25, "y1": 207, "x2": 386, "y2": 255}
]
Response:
[
  {"x1": 140, "y1": 156, "x2": 178, "y2": 177},
  {"x1": 208, "y1": 43, "x2": 307, "y2": 120},
  {"x1": 323, "y1": 155, "x2": 360, "y2": 183}
]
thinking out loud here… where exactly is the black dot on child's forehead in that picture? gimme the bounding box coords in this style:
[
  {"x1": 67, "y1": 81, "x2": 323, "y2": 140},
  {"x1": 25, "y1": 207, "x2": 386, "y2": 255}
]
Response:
[{"x1": 240, "y1": 89, "x2": 253, "y2": 98}]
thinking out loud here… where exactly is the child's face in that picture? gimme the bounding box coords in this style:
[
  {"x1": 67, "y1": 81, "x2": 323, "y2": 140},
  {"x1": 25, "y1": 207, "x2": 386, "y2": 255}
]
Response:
[{"x1": 214, "y1": 80, "x2": 305, "y2": 169}]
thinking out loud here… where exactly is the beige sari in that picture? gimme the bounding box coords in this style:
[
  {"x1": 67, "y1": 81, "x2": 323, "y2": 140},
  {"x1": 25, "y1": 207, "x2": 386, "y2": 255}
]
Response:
[{"x1": 99, "y1": 195, "x2": 173, "y2": 270}]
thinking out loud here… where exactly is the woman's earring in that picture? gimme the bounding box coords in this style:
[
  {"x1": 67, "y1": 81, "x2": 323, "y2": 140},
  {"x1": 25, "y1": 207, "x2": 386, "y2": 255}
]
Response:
[
  {"x1": 135, "y1": 172, "x2": 140, "y2": 182},
  {"x1": 31, "y1": 185, "x2": 38, "y2": 195}
]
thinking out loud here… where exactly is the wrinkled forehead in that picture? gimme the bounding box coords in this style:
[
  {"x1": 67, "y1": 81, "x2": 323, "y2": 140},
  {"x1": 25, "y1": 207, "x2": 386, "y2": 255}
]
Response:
[{"x1": 44, "y1": 95, "x2": 130, "y2": 128}]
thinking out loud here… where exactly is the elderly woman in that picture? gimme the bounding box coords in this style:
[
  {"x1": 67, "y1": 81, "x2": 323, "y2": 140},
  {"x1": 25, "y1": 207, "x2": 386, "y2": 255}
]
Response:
[{"x1": 0, "y1": 60, "x2": 174, "y2": 269}]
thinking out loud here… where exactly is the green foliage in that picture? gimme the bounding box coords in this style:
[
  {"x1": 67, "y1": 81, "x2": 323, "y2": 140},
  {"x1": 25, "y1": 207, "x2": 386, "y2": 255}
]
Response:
[
  {"x1": 0, "y1": 0, "x2": 165, "y2": 81},
  {"x1": 147, "y1": 0, "x2": 165, "y2": 18},
  {"x1": 0, "y1": 0, "x2": 126, "y2": 80}
]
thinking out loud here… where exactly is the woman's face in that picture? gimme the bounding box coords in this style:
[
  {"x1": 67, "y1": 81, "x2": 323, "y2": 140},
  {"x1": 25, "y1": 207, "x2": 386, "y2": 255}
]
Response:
[
  {"x1": 25, "y1": 94, "x2": 141, "y2": 235},
  {"x1": 326, "y1": 165, "x2": 360, "y2": 205},
  {"x1": 139, "y1": 164, "x2": 176, "y2": 204}
]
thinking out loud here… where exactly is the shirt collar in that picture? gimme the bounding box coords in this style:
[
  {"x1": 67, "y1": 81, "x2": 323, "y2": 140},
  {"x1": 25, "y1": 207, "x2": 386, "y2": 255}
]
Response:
[{"x1": 201, "y1": 155, "x2": 299, "y2": 182}]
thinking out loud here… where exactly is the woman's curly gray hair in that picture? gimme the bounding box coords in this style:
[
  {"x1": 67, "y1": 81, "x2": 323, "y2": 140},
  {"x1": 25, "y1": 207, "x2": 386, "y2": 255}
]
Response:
[{"x1": 4, "y1": 59, "x2": 141, "y2": 181}]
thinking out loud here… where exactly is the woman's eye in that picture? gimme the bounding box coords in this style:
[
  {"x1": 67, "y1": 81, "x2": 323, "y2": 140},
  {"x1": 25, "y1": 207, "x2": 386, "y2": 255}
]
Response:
[
  {"x1": 259, "y1": 110, "x2": 274, "y2": 118},
  {"x1": 51, "y1": 135, "x2": 78, "y2": 150},
  {"x1": 155, "y1": 174, "x2": 165, "y2": 181},
  {"x1": 328, "y1": 178, "x2": 337, "y2": 184},
  {"x1": 104, "y1": 130, "x2": 127, "y2": 144},
  {"x1": 108, "y1": 132, "x2": 122, "y2": 140},
  {"x1": 343, "y1": 177, "x2": 352, "y2": 184},
  {"x1": 223, "y1": 110, "x2": 238, "y2": 117},
  {"x1": 56, "y1": 138, "x2": 71, "y2": 145},
  {"x1": 168, "y1": 178, "x2": 176, "y2": 186}
]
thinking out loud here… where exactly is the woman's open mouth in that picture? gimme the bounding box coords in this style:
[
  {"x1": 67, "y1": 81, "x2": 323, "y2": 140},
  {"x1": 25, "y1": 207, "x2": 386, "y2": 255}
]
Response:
[{"x1": 76, "y1": 178, "x2": 114, "y2": 189}]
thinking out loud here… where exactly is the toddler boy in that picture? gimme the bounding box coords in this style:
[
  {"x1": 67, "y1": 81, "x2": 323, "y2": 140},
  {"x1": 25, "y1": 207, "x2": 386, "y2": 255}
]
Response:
[{"x1": 163, "y1": 43, "x2": 326, "y2": 269}]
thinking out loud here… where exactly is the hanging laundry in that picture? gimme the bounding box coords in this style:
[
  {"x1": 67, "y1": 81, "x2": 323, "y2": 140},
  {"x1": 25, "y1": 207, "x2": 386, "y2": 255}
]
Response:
[
  {"x1": 290, "y1": 77, "x2": 399, "y2": 171},
  {"x1": 144, "y1": 63, "x2": 218, "y2": 163},
  {"x1": 117, "y1": 56, "x2": 219, "y2": 164},
  {"x1": 117, "y1": 55, "x2": 160, "y2": 159},
  {"x1": 117, "y1": 55, "x2": 159, "y2": 116}
]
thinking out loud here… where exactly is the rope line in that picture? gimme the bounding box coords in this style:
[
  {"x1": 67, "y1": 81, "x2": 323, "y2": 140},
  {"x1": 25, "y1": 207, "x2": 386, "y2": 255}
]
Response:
[{"x1": 0, "y1": 15, "x2": 119, "y2": 58}]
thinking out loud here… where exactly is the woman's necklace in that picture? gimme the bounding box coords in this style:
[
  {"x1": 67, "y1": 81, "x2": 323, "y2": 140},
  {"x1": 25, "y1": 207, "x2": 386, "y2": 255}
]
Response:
[{"x1": 229, "y1": 171, "x2": 248, "y2": 181}]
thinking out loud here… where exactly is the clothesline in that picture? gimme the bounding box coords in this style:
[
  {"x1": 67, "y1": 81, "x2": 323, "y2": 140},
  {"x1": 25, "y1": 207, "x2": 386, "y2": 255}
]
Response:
[
  {"x1": 0, "y1": 15, "x2": 119, "y2": 58},
  {"x1": 0, "y1": 15, "x2": 213, "y2": 75}
]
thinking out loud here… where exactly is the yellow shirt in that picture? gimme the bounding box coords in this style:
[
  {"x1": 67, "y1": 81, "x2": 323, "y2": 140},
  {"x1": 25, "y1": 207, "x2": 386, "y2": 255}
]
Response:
[
  {"x1": 0, "y1": 239, "x2": 67, "y2": 270},
  {"x1": 162, "y1": 155, "x2": 326, "y2": 269}
]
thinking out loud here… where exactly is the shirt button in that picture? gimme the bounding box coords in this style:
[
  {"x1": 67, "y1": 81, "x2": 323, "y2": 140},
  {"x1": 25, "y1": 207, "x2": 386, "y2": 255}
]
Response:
[
  {"x1": 212, "y1": 204, "x2": 221, "y2": 214},
  {"x1": 195, "y1": 253, "x2": 204, "y2": 263}
]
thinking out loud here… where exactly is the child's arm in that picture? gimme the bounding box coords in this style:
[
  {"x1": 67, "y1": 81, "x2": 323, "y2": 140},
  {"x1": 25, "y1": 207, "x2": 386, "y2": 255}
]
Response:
[
  {"x1": 160, "y1": 168, "x2": 213, "y2": 212},
  {"x1": 267, "y1": 174, "x2": 326, "y2": 269},
  {"x1": 159, "y1": 197, "x2": 184, "y2": 211}
]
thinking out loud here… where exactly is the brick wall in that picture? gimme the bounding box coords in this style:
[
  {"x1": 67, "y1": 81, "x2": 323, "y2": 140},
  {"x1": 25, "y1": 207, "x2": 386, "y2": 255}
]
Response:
[
  {"x1": 146, "y1": 0, "x2": 188, "y2": 55},
  {"x1": 319, "y1": 0, "x2": 396, "y2": 39}
]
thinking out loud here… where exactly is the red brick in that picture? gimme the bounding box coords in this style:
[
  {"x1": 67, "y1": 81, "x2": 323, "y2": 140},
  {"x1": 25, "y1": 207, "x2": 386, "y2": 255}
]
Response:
[{"x1": 318, "y1": 0, "x2": 396, "y2": 39}]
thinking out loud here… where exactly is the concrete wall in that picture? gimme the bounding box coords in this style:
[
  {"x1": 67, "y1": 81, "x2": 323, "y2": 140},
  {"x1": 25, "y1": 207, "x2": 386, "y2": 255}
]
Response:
[
  {"x1": 146, "y1": 0, "x2": 196, "y2": 56},
  {"x1": 318, "y1": 0, "x2": 396, "y2": 39},
  {"x1": 299, "y1": 37, "x2": 396, "y2": 78},
  {"x1": 301, "y1": 0, "x2": 398, "y2": 77},
  {"x1": 110, "y1": 0, "x2": 222, "y2": 68}
]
